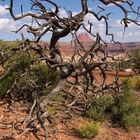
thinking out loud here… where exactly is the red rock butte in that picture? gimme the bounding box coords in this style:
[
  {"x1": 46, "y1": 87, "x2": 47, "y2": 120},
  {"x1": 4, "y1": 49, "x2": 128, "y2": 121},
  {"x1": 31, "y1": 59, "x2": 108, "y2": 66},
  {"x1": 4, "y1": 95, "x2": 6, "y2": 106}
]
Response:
[{"x1": 77, "y1": 33, "x2": 94, "y2": 43}]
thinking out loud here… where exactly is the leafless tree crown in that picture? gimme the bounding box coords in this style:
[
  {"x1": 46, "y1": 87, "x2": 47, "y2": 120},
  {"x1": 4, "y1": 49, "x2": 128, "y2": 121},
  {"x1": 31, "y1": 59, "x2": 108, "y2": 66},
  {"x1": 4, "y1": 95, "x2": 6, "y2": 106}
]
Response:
[{"x1": 5, "y1": 0, "x2": 139, "y2": 94}]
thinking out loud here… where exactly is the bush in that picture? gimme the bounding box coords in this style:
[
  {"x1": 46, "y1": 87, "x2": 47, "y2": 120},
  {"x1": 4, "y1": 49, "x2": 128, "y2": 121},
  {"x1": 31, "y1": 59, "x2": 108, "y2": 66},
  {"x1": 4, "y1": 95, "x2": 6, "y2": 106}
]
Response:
[
  {"x1": 119, "y1": 60, "x2": 132, "y2": 70},
  {"x1": 132, "y1": 49, "x2": 140, "y2": 74},
  {"x1": 77, "y1": 121, "x2": 100, "y2": 138},
  {"x1": 86, "y1": 94, "x2": 114, "y2": 121},
  {"x1": 111, "y1": 85, "x2": 140, "y2": 129},
  {"x1": 120, "y1": 76, "x2": 140, "y2": 91},
  {"x1": 128, "y1": 76, "x2": 140, "y2": 91},
  {"x1": 0, "y1": 53, "x2": 31, "y2": 96},
  {"x1": 31, "y1": 63, "x2": 49, "y2": 86},
  {"x1": 47, "y1": 106, "x2": 56, "y2": 116},
  {"x1": 86, "y1": 85, "x2": 140, "y2": 130},
  {"x1": 0, "y1": 70, "x2": 16, "y2": 95},
  {"x1": 31, "y1": 63, "x2": 60, "y2": 96},
  {"x1": 0, "y1": 40, "x2": 20, "y2": 52},
  {"x1": 0, "y1": 48, "x2": 60, "y2": 98}
]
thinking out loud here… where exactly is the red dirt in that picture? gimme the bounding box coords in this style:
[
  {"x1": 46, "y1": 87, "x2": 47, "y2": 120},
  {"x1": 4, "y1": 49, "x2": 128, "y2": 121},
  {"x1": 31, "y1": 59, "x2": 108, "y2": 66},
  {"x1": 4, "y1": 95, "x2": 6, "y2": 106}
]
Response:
[{"x1": 0, "y1": 100, "x2": 140, "y2": 140}]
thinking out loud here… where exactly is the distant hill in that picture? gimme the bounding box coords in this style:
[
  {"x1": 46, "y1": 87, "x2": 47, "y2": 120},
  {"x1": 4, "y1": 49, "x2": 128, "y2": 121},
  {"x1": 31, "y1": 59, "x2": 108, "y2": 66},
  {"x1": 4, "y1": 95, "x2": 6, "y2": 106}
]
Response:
[
  {"x1": 77, "y1": 33, "x2": 95, "y2": 43},
  {"x1": 58, "y1": 33, "x2": 140, "y2": 56},
  {"x1": 71, "y1": 33, "x2": 140, "y2": 53},
  {"x1": 3, "y1": 33, "x2": 139, "y2": 56},
  {"x1": 107, "y1": 42, "x2": 140, "y2": 53}
]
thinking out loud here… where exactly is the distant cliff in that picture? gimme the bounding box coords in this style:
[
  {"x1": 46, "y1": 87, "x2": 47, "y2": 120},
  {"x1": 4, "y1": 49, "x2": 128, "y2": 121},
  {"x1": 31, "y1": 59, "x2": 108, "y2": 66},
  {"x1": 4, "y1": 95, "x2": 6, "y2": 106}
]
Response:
[
  {"x1": 72, "y1": 33, "x2": 140, "y2": 53},
  {"x1": 107, "y1": 42, "x2": 140, "y2": 53}
]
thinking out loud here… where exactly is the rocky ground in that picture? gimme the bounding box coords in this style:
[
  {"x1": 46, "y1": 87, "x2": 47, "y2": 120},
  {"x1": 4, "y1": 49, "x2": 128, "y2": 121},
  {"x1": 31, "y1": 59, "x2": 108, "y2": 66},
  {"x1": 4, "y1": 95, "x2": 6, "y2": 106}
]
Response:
[{"x1": 0, "y1": 100, "x2": 140, "y2": 140}]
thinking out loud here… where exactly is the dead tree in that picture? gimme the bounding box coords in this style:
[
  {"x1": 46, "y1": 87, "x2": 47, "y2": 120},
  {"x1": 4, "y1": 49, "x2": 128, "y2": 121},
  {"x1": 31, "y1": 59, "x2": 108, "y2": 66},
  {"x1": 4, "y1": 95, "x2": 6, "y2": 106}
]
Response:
[{"x1": 0, "y1": 0, "x2": 139, "y2": 139}]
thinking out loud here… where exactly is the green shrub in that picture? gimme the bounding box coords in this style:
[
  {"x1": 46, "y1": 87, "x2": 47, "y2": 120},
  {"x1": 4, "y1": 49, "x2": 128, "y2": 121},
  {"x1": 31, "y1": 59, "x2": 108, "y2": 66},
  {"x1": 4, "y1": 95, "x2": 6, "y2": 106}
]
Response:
[
  {"x1": 128, "y1": 76, "x2": 140, "y2": 91},
  {"x1": 120, "y1": 76, "x2": 140, "y2": 91},
  {"x1": 77, "y1": 121, "x2": 100, "y2": 138},
  {"x1": 0, "y1": 54, "x2": 31, "y2": 96},
  {"x1": 0, "y1": 71, "x2": 16, "y2": 95},
  {"x1": 119, "y1": 60, "x2": 132, "y2": 70},
  {"x1": 86, "y1": 85, "x2": 140, "y2": 130},
  {"x1": 0, "y1": 40, "x2": 20, "y2": 53},
  {"x1": 132, "y1": 49, "x2": 140, "y2": 74},
  {"x1": 112, "y1": 85, "x2": 140, "y2": 129},
  {"x1": 0, "y1": 49, "x2": 60, "y2": 97},
  {"x1": 86, "y1": 94, "x2": 114, "y2": 121},
  {"x1": 47, "y1": 106, "x2": 56, "y2": 116},
  {"x1": 4, "y1": 52, "x2": 31, "y2": 70},
  {"x1": 31, "y1": 63, "x2": 60, "y2": 95},
  {"x1": 31, "y1": 63, "x2": 49, "y2": 86}
]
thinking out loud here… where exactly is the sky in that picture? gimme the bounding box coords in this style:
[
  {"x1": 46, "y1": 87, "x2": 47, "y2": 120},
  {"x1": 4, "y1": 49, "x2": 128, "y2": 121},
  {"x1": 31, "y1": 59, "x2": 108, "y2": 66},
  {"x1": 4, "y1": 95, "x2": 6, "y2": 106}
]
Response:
[{"x1": 0, "y1": 0, "x2": 140, "y2": 42}]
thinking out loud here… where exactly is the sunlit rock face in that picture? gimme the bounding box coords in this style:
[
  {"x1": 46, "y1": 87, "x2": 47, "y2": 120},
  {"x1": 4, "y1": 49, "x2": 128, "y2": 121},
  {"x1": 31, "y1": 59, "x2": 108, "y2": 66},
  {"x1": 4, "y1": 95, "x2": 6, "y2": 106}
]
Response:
[
  {"x1": 71, "y1": 33, "x2": 95, "y2": 51},
  {"x1": 77, "y1": 33, "x2": 94, "y2": 43}
]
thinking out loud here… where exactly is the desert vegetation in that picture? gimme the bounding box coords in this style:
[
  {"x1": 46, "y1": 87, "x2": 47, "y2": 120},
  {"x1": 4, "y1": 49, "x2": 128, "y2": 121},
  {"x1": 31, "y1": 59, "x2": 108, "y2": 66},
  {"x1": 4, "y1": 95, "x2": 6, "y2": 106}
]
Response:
[{"x1": 0, "y1": 0, "x2": 140, "y2": 140}]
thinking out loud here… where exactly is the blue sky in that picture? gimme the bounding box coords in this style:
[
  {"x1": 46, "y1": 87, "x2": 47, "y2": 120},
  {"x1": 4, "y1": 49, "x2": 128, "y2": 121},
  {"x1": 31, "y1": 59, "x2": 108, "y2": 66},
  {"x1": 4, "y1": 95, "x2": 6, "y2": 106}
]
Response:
[{"x1": 0, "y1": 0, "x2": 140, "y2": 42}]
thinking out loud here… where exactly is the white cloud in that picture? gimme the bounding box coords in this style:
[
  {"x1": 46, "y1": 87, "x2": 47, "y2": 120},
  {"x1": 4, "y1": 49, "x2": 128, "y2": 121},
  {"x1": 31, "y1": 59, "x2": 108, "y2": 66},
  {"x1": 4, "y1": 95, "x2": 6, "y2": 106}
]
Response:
[
  {"x1": 58, "y1": 9, "x2": 68, "y2": 17},
  {"x1": 0, "y1": 18, "x2": 16, "y2": 32},
  {"x1": 83, "y1": 14, "x2": 140, "y2": 42},
  {"x1": 83, "y1": 13, "x2": 106, "y2": 35},
  {"x1": 0, "y1": 5, "x2": 8, "y2": 16},
  {"x1": 0, "y1": 18, "x2": 9, "y2": 29},
  {"x1": 115, "y1": 30, "x2": 140, "y2": 42},
  {"x1": 128, "y1": 22, "x2": 140, "y2": 28},
  {"x1": 112, "y1": 20, "x2": 122, "y2": 28},
  {"x1": 58, "y1": 9, "x2": 78, "y2": 18},
  {"x1": 128, "y1": 32, "x2": 133, "y2": 37},
  {"x1": 0, "y1": 13, "x2": 35, "y2": 33},
  {"x1": 57, "y1": 9, "x2": 107, "y2": 37},
  {"x1": 134, "y1": 31, "x2": 140, "y2": 36},
  {"x1": 112, "y1": 19, "x2": 140, "y2": 29}
]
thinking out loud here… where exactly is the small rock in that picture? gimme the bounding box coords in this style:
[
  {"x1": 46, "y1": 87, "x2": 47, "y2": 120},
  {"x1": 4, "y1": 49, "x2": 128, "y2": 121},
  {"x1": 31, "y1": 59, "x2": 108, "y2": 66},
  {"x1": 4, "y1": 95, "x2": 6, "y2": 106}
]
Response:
[{"x1": 17, "y1": 117, "x2": 25, "y2": 123}]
